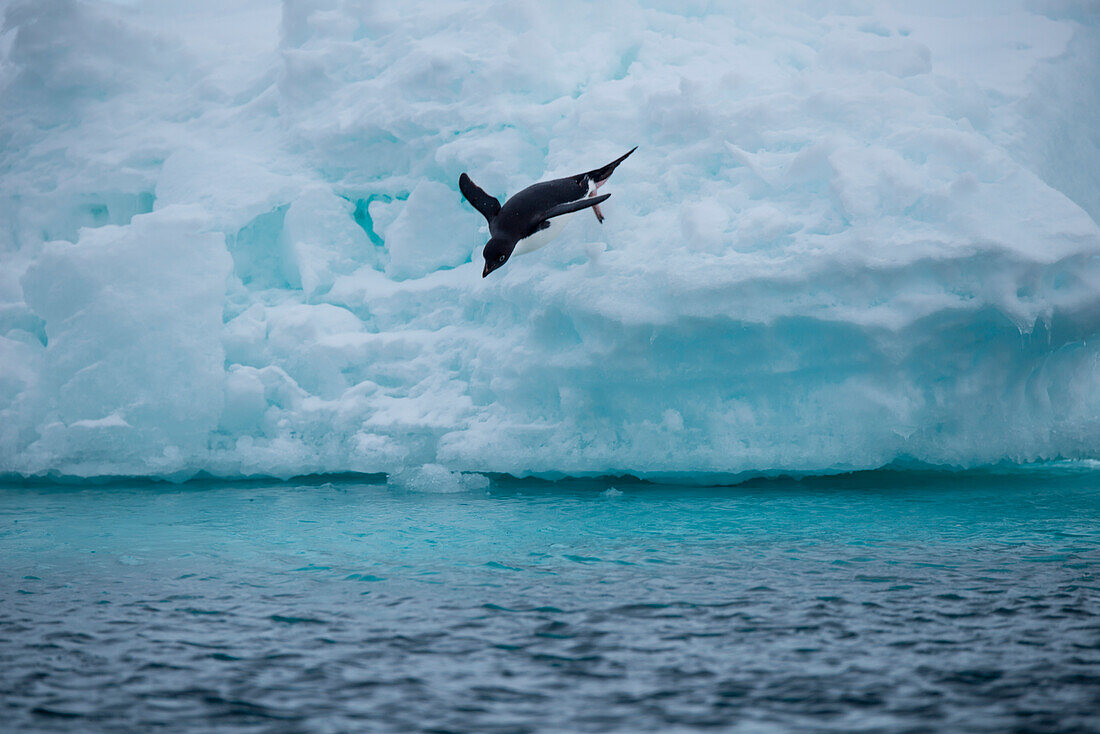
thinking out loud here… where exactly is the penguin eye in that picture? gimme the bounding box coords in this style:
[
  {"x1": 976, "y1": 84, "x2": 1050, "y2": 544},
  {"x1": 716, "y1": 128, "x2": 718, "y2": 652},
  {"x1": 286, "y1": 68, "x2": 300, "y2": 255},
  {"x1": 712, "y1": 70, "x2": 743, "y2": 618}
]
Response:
[{"x1": 498, "y1": 255, "x2": 506, "y2": 262}]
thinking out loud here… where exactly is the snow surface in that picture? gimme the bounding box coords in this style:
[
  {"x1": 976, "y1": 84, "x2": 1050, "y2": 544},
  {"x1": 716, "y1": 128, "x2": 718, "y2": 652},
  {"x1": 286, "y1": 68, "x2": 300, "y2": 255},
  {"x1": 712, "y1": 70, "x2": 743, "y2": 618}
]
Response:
[{"x1": 1, "y1": 0, "x2": 1099, "y2": 480}]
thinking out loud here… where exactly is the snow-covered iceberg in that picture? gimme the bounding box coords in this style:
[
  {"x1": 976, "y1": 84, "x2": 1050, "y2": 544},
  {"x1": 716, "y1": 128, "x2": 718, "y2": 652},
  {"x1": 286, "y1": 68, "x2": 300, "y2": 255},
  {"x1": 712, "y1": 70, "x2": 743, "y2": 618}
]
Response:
[{"x1": 2, "y1": 0, "x2": 1098, "y2": 480}]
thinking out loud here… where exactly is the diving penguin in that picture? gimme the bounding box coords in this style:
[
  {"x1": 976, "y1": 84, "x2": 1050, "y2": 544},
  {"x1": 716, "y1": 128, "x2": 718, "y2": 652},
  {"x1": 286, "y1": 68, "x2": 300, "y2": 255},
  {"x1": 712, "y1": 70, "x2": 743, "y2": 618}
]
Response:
[{"x1": 459, "y1": 147, "x2": 636, "y2": 277}]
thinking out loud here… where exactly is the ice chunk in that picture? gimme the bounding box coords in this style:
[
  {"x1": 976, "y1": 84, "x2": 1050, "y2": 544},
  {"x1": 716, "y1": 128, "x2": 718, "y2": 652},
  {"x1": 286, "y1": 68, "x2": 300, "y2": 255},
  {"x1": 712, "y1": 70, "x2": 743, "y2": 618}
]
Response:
[
  {"x1": 389, "y1": 464, "x2": 490, "y2": 493},
  {"x1": 283, "y1": 187, "x2": 375, "y2": 295},
  {"x1": 384, "y1": 181, "x2": 484, "y2": 280},
  {"x1": 16, "y1": 208, "x2": 231, "y2": 476}
]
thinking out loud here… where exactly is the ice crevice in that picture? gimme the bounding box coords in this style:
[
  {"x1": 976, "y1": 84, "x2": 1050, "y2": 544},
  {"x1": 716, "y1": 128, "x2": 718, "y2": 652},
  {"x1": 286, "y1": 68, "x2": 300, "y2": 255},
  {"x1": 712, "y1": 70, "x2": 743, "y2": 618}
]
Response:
[{"x1": 1, "y1": 0, "x2": 1099, "y2": 480}]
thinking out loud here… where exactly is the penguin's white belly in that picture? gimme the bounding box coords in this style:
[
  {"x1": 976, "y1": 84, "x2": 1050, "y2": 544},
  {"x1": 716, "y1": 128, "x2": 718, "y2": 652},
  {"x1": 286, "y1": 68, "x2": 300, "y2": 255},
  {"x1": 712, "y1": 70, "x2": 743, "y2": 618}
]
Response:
[{"x1": 512, "y1": 211, "x2": 575, "y2": 256}]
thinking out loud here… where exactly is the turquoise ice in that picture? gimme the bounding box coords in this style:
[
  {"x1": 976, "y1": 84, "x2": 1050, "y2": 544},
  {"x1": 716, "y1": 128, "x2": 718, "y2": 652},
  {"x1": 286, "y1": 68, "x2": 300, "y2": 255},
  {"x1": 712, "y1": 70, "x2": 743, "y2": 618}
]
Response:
[{"x1": 1, "y1": 1, "x2": 1099, "y2": 480}]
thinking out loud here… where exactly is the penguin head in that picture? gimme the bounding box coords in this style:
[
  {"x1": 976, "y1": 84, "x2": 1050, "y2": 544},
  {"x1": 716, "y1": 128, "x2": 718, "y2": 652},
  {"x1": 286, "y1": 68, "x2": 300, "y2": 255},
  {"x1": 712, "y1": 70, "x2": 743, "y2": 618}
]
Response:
[{"x1": 482, "y1": 237, "x2": 513, "y2": 278}]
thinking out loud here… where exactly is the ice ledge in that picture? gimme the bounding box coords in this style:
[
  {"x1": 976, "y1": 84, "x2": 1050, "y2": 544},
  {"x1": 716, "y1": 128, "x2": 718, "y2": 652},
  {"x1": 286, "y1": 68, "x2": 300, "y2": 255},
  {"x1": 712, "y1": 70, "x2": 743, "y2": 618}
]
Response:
[{"x1": 3, "y1": 460, "x2": 1097, "y2": 489}]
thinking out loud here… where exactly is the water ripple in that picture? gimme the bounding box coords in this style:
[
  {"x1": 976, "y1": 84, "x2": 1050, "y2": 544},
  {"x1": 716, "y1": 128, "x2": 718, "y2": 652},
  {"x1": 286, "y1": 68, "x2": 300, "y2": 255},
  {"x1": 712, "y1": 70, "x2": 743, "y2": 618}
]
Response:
[{"x1": 2, "y1": 477, "x2": 1100, "y2": 732}]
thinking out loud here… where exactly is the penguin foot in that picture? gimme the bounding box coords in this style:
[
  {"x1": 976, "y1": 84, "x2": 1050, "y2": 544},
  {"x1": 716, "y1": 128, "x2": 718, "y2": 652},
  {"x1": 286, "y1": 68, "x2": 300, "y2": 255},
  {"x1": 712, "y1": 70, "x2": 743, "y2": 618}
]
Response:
[{"x1": 588, "y1": 177, "x2": 607, "y2": 222}]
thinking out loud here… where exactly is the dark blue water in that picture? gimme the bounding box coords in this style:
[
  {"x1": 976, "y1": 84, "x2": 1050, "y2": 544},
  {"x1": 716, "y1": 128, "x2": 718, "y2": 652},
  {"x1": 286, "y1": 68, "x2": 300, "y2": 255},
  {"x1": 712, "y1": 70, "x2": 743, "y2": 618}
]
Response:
[{"x1": 3, "y1": 471, "x2": 1100, "y2": 732}]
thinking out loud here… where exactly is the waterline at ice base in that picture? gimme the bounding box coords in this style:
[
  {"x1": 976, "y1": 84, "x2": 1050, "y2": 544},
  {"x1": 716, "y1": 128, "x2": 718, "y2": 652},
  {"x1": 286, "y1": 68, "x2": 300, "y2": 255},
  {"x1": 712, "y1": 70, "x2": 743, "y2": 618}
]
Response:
[{"x1": 2, "y1": 0, "x2": 1100, "y2": 481}]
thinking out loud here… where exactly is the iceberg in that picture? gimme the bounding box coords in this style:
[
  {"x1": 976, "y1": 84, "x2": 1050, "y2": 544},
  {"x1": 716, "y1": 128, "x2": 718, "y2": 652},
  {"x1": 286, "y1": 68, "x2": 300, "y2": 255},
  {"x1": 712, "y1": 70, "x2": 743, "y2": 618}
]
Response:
[{"x1": 1, "y1": 0, "x2": 1098, "y2": 480}]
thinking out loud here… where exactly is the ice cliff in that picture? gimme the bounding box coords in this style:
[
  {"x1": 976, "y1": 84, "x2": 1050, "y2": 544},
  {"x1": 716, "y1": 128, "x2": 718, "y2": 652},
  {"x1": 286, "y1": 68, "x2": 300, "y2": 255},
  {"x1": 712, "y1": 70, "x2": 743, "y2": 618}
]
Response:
[{"x1": 2, "y1": 0, "x2": 1099, "y2": 480}]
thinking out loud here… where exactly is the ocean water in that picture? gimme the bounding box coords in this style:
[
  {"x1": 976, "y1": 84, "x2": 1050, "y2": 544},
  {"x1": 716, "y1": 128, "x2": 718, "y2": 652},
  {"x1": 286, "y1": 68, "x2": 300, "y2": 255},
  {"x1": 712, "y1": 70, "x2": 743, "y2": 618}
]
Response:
[{"x1": 2, "y1": 471, "x2": 1099, "y2": 732}]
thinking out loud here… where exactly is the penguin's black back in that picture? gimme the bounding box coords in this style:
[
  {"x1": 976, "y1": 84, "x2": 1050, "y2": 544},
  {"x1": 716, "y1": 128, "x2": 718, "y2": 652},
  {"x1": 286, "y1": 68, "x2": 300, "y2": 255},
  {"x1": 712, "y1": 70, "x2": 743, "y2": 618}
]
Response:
[{"x1": 490, "y1": 177, "x2": 588, "y2": 241}]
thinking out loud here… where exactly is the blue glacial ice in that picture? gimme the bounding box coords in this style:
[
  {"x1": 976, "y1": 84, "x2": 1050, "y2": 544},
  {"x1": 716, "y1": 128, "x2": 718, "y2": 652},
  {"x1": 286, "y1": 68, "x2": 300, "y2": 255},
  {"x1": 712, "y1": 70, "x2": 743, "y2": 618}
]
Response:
[{"x1": 1, "y1": 0, "x2": 1099, "y2": 480}]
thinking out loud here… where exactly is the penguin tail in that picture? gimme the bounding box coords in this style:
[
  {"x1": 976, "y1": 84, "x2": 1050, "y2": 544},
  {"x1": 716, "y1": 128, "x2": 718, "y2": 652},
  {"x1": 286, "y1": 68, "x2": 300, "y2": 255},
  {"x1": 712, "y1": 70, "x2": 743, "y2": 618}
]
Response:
[{"x1": 582, "y1": 146, "x2": 637, "y2": 186}]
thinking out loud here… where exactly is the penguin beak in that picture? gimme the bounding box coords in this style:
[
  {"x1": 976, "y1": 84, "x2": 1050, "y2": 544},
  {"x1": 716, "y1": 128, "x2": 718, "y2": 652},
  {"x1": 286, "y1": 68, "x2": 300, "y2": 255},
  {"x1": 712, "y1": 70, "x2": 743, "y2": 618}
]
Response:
[{"x1": 482, "y1": 262, "x2": 491, "y2": 278}]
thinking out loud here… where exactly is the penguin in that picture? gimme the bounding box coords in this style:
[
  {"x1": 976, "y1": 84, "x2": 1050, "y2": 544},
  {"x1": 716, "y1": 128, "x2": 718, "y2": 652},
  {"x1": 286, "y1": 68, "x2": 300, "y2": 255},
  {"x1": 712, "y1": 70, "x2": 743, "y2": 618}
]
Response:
[{"x1": 459, "y1": 147, "x2": 636, "y2": 277}]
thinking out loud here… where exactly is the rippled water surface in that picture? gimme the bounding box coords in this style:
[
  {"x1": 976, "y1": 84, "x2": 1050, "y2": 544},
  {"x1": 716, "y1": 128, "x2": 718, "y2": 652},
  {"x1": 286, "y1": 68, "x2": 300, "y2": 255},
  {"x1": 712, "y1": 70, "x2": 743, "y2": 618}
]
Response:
[{"x1": 2, "y1": 472, "x2": 1100, "y2": 732}]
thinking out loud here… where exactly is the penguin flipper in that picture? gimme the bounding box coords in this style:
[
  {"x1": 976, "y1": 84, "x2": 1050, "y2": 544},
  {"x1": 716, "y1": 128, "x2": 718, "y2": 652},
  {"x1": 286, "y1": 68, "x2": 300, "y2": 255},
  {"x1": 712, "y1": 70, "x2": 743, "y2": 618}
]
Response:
[
  {"x1": 459, "y1": 173, "x2": 501, "y2": 223},
  {"x1": 543, "y1": 193, "x2": 610, "y2": 219}
]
